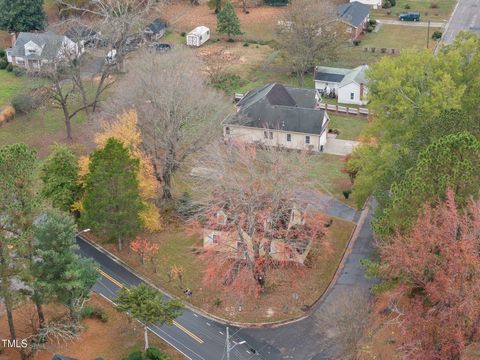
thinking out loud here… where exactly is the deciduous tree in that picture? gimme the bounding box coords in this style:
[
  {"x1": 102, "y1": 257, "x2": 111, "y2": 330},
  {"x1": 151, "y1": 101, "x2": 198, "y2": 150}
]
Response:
[
  {"x1": 379, "y1": 190, "x2": 480, "y2": 359},
  {"x1": 130, "y1": 236, "x2": 159, "y2": 265},
  {"x1": 115, "y1": 284, "x2": 183, "y2": 350},
  {"x1": 110, "y1": 49, "x2": 229, "y2": 201},
  {"x1": 81, "y1": 138, "x2": 143, "y2": 250},
  {"x1": 192, "y1": 141, "x2": 325, "y2": 295}
]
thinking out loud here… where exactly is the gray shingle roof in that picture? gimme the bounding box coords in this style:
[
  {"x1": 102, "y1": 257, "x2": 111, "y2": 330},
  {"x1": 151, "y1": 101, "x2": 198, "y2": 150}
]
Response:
[
  {"x1": 145, "y1": 19, "x2": 166, "y2": 34},
  {"x1": 227, "y1": 84, "x2": 327, "y2": 135},
  {"x1": 315, "y1": 65, "x2": 369, "y2": 86},
  {"x1": 10, "y1": 32, "x2": 68, "y2": 60},
  {"x1": 337, "y1": 1, "x2": 370, "y2": 28}
]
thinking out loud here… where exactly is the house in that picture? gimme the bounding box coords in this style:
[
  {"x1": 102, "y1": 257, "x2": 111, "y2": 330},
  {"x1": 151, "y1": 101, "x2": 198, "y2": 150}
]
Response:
[
  {"x1": 337, "y1": 1, "x2": 370, "y2": 41},
  {"x1": 144, "y1": 19, "x2": 167, "y2": 41},
  {"x1": 350, "y1": 0, "x2": 382, "y2": 9},
  {"x1": 224, "y1": 84, "x2": 330, "y2": 152},
  {"x1": 314, "y1": 64, "x2": 369, "y2": 105},
  {"x1": 203, "y1": 207, "x2": 314, "y2": 264},
  {"x1": 6, "y1": 32, "x2": 83, "y2": 70},
  {"x1": 186, "y1": 26, "x2": 210, "y2": 47}
]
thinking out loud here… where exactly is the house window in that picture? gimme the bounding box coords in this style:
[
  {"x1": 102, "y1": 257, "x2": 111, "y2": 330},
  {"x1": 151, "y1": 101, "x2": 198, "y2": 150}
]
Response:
[
  {"x1": 264, "y1": 131, "x2": 268, "y2": 139},
  {"x1": 287, "y1": 133, "x2": 291, "y2": 142},
  {"x1": 305, "y1": 136, "x2": 310, "y2": 144},
  {"x1": 350, "y1": 92, "x2": 355, "y2": 100},
  {"x1": 269, "y1": 131, "x2": 273, "y2": 139},
  {"x1": 346, "y1": 27, "x2": 352, "y2": 33},
  {"x1": 225, "y1": 126, "x2": 230, "y2": 135}
]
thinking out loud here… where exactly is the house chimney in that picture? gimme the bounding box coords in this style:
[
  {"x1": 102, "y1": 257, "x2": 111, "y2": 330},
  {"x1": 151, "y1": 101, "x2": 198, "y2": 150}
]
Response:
[
  {"x1": 10, "y1": 32, "x2": 16, "y2": 47},
  {"x1": 360, "y1": 82, "x2": 364, "y2": 99}
]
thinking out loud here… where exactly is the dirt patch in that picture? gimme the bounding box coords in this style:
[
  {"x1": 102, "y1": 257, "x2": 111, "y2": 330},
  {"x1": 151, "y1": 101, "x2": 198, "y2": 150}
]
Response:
[
  {"x1": 0, "y1": 294, "x2": 183, "y2": 360},
  {"x1": 161, "y1": 2, "x2": 285, "y2": 41}
]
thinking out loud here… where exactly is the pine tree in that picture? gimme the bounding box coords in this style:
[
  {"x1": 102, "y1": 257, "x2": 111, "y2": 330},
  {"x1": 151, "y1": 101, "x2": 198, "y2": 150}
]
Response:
[
  {"x1": 116, "y1": 284, "x2": 183, "y2": 350},
  {"x1": 0, "y1": 0, "x2": 46, "y2": 32},
  {"x1": 33, "y1": 210, "x2": 99, "y2": 322},
  {"x1": 41, "y1": 144, "x2": 80, "y2": 212},
  {"x1": 217, "y1": 1, "x2": 242, "y2": 40},
  {"x1": 81, "y1": 138, "x2": 143, "y2": 250}
]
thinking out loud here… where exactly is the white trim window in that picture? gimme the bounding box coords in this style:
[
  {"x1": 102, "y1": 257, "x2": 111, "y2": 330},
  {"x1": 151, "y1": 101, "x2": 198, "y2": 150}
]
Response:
[
  {"x1": 287, "y1": 133, "x2": 291, "y2": 142},
  {"x1": 305, "y1": 136, "x2": 310, "y2": 144}
]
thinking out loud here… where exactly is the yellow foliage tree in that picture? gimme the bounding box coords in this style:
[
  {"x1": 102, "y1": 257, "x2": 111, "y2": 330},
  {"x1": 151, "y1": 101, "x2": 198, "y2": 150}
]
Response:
[{"x1": 78, "y1": 110, "x2": 162, "y2": 231}]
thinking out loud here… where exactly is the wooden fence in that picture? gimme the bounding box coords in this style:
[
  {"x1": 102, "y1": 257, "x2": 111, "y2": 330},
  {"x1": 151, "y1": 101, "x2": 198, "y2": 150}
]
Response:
[{"x1": 319, "y1": 103, "x2": 369, "y2": 116}]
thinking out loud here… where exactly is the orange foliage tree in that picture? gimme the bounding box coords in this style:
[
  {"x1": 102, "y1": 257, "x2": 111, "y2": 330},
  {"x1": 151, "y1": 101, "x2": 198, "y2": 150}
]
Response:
[
  {"x1": 192, "y1": 141, "x2": 326, "y2": 296},
  {"x1": 380, "y1": 189, "x2": 480, "y2": 359},
  {"x1": 130, "y1": 236, "x2": 159, "y2": 266}
]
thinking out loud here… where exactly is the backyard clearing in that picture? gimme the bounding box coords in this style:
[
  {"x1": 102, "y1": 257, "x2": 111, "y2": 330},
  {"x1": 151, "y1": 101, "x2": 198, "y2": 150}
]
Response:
[
  {"x1": 0, "y1": 294, "x2": 183, "y2": 360},
  {"x1": 329, "y1": 114, "x2": 369, "y2": 141},
  {"x1": 372, "y1": 0, "x2": 457, "y2": 21},
  {"x1": 100, "y1": 213, "x2": 355, "y2": 323}
]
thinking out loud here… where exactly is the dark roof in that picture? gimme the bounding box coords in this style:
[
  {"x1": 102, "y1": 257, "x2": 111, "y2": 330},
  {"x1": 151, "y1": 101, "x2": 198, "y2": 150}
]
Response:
[
  {"x1": 337, "y1": 1, "x2": 370, "y2": 28},
  {"x1": 145, "y1": 19, "x2": 166, "y2": 34},
  {"x1": 227, "y1": 84, "x2": 328, "y2": 135},
  {"x1": 314, "y1": 72, "x2": 345, "y2": 83},
  {"x1": 64, "y1": 24, "x2": 97, "y2": 40}
]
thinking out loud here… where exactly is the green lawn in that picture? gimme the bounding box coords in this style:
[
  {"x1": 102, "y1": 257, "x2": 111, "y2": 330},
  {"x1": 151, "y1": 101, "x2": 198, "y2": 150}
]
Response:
[
  {"x1": 362, "y1": 24, "x2": 441, "y2": 49},
  {"x1": 0, "y1": 70, "x2": 46, "y2": 108},
  {"x1": 329, "y1": 114, "x2": 368, "y2": 141},
  {"x1": 372, "y1": 0, "x2": 456, "y2": 21}
]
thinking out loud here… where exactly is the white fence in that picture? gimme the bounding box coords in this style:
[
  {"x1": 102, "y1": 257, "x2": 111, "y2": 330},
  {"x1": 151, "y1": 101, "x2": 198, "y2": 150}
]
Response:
[{"x1": 319, "y1": 103, "x2": 369, "y2": 116}]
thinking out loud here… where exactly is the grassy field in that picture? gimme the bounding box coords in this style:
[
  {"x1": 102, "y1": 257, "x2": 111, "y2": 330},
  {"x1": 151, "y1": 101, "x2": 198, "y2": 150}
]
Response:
[
  {"x1": 0, "y1": 70, "x2": 46, "y2": 108},
  {"x1": 362, "y1": 24, "x2": 441, "y2": 49},
  {"x1": 329, "y1": 114, "x2": 369, "y2": 141},
  {"x1": 102, "y1": 215, "x2": 355, "y2": 323},
  {"x1": 372, "y1": 0, "x2": 457, "y2": 21}
]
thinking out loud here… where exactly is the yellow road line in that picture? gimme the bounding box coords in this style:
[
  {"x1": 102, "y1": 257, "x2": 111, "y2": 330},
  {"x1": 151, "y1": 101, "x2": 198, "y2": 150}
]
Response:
[
  {"x1": 95, "y1": 268, "x2": 204, "y2": 344},
  {"x1": 173, "y1": 320, "x2": 204, "y2": 344}
]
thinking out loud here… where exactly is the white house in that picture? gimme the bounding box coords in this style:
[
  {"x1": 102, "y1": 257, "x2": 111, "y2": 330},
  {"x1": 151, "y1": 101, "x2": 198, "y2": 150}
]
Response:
[
  {"x1": 224, "y1": 83, "x2": 330, "y2": 152},
  {"x1": 350, "y1": 0, "x2": 382, "y2": 9},
  {"x1": 186, "y1": 26, "x2": 210, "y2": 47},
  {"x1": 314, "y1": 64, "x2": 369, "y2": 105},
  {"x1": 6, "y1": 32, "x2": 83, "y2": 70}
]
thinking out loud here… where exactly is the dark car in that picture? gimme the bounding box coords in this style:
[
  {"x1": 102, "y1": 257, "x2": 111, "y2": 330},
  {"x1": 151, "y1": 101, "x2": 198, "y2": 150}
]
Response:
[
  {"x1": 148, "y1": 42, "x2": 172, "y2": 52},
  {"x1": 399, "y1": 12, "x2": 421, "y2": 21}
]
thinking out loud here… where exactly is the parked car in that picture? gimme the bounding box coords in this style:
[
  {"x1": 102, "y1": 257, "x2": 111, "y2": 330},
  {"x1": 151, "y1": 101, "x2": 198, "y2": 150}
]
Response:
[
  {"x1": 148, "y1": 42, "x2": 172, "y2": 52},
  {"x1": 399, "y1": 12, "x2": 420, "y2": 21},
  {"x1": 105, "y1": 49, "x2": 117, "y2": 65}
]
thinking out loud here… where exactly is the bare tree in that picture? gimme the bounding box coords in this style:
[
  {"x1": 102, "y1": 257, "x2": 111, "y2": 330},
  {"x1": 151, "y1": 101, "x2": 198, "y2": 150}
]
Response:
[
  {"x1": 279, "y1": 0, "x2": 341, "y2": 85},
  {"x1": 190, "y1": 140, "x2": 326, "y2": 295},
  {"x1": 56, "y1": 0, "x2": 155, "y2": 112},
  {"x1": 110, "y1": 48, "x2": 230, "y2": 202}
]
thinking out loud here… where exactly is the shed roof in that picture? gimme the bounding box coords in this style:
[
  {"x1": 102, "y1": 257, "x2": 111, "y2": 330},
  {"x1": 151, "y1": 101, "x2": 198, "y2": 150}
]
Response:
[
  {"x1": 188, "y1": 26, "x2": 210, "y2": 36},
  {"x1": 146, "y1": 19, "x2": 166, "y2": 34},
  {"x1": 226, "y1": 84, "x2": 327, "y2": 135},
  {"x1": 337, "y1": 1, "x2": 370, "y2": 28}
]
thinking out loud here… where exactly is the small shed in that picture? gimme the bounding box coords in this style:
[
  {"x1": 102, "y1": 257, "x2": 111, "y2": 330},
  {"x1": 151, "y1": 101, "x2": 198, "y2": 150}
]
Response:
[
  {"x1": 144, "y1": 19, "x2": 167, "y2": 41},
  {"x1": 186, "y1": 26, "x2": 210, "y2": 47}
]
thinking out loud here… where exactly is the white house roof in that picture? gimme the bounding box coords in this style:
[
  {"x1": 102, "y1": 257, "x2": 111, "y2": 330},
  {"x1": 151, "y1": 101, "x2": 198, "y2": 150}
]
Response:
[{"x1": 188, "y1": 26, "x2": 210, "y2": 36}]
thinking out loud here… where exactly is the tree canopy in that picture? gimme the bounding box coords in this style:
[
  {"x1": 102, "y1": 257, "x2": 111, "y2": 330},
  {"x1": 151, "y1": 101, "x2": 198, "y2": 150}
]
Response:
[
  {"x1": 81, "y1": 138, "x2": 143, "y2": 250},
  {"x1": 216, "y1": 1, "x2": 242, "y2": 39},
  {"x1": 0, "y1": 0, "x2": 46, "y2": 32}
]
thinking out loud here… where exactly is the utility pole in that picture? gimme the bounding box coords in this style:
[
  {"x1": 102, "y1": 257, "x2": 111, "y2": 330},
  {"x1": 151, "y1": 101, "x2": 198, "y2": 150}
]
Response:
[
  {"x1": 225, "y1": 326, "x2": 246, "y2": 360},
  {"x1": 427, "y1": 20, "x2": 431, "y2": 49}
]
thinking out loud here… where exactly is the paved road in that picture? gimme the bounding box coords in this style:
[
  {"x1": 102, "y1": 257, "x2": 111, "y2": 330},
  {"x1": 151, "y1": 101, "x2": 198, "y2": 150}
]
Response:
[
  {"x1": 77, "y1": 203, "x2": 375, "y2": 360},
  {"x1": 443, "y1": 0, "x2": 480, "y2": 43},
  {"x1": 377, "y1": 19, "x2": 445, "y2": 27}
]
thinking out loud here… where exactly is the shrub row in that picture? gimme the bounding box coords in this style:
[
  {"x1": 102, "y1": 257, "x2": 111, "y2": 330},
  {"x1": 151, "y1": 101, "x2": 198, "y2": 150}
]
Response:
[{"x1": 123, "y1": 347, "x2": 172, "y2": 360}]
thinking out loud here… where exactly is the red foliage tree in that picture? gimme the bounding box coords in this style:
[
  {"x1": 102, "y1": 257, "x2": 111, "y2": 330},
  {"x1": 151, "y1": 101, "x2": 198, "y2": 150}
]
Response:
[
  {"x1": 380, "y1": 189, "x2": 480, "y2": 359},
  {"x1": 130, "y1": 236, "x2": 159, "y2": 266},
  {"x1": 192, "y1": 141, "x2": 326, "y2": 296}
]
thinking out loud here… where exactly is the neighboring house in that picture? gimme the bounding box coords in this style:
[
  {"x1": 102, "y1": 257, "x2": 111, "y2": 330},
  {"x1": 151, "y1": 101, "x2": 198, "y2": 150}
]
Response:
[
  {"x1": 224, "y1": 83, "x2": 330, "y2": 152},
  {"x1": 314, "y1": 64, "x2": 369, "y2": 105},
  {"x1": 6, "y1": 32, "x2": 83, "y2": 70},
  {"x1": 350, "y1": 0, "x2": 382, "y2": 9},
  {"x1": 186, "y1": 26, "x2": 210, "y2": 47},
  {"x1": 203, "y1": 208, "x2": 314, "y2": 264},
  {"x1": 337, "y1": 1, "x2": 370, "y2": 41},
  {"x1": 144, "y1": 19, "x2": 167, "y2": 41}
]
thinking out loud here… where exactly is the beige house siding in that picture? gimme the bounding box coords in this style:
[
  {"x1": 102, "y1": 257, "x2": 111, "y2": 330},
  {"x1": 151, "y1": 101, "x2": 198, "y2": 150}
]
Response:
[{"x1": 224, "y1": 124, "x2": 328, "y2": 152}]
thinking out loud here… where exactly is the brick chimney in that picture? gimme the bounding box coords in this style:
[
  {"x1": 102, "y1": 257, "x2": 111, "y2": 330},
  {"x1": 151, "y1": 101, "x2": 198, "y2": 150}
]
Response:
[
  {"x1": 360, "y1": 82, "x2": 364, "y2": 99},
  {"x1": 10, "y1": 32, "x2": 16, "y2": 47}
]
